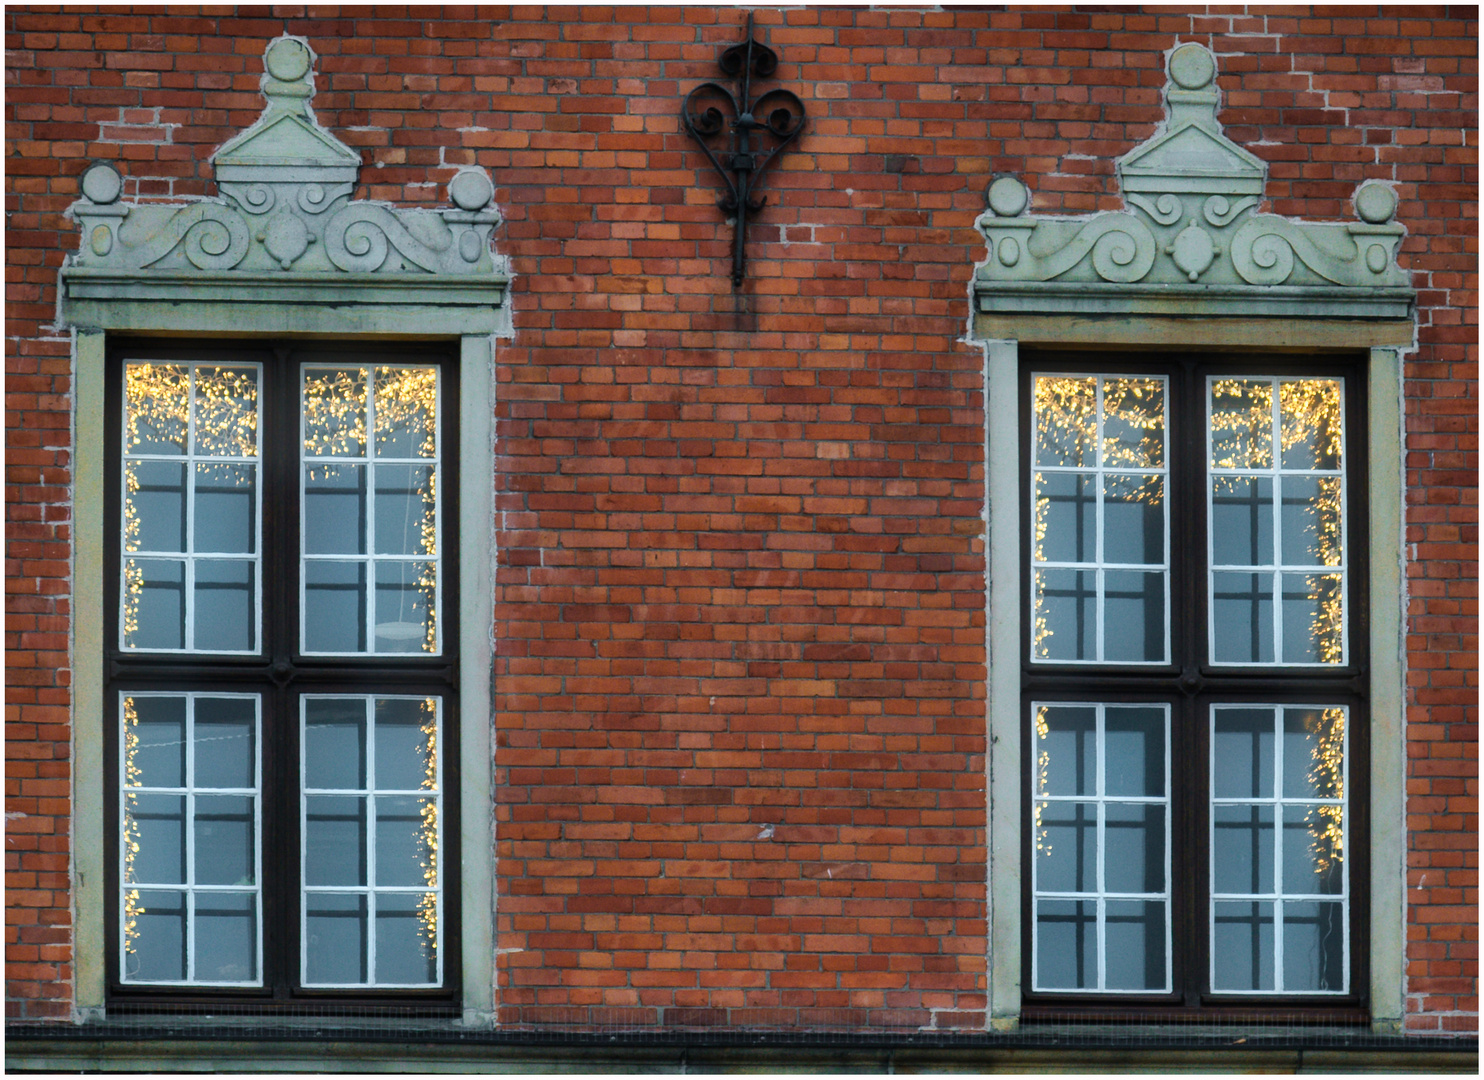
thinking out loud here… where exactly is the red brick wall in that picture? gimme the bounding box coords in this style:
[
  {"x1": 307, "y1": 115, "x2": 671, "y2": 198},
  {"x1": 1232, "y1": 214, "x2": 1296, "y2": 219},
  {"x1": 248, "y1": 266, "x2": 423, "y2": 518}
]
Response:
[{"x1": 5, "y1": 6, "x2": 1476, "y2": 1031}]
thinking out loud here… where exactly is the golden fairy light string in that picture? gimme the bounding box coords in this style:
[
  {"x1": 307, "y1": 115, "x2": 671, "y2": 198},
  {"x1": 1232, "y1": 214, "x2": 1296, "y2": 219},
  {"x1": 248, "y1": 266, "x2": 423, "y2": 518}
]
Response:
[
  {"x1": 417, "y1": 697, "x2": 440, "y2": 956},
  {"x1": 121, "y1": 696, "x2": 144, "y2": 966}
]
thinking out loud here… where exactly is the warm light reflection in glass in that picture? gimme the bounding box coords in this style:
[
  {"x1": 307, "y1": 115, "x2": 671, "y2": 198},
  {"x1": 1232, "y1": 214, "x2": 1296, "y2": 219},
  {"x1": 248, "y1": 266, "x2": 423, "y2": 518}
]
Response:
[
  {"x1": 303, "y1": 366, "x2": 439, "y2": 653},
  {"x1": 1034, "y1": 705, "x2": 1051, "y2": 854},
  {"x1": 1032, "y1": 375, "x2": 1166, "y2": 660},
  {"x1": 1305, "y1": 707, "x2": 1346, "y2": 875},
  {"x1": 122, "y1": 362, "x2": 259, "y2": 650},
  {"x1": 1210, "y1": 378, "x2": 1345, "y2": 664}
]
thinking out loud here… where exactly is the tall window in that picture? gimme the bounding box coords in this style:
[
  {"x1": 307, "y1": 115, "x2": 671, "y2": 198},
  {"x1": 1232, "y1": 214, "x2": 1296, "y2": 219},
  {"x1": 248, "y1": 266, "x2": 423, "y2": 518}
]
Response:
[
  {"x1": 1023, "y1": 357, "x2": 1365, "y2": 1009},
  {"x1": 107, "y1": 341, "x2": 458, "y2": 1001}
]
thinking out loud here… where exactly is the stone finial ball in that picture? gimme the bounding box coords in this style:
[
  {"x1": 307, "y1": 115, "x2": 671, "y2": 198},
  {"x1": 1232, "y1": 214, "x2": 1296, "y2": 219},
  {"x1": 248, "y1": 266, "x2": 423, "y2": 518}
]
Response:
[
  {"x1": 265, "y1": 37, "x2": 312, "y2": 82},
  {"x1": 1169, "y1": 44, "x2": 1216, "y2": 90},
  {"x1": 81, "y1": 162, "x2": 122, "y2": 205},
  {"x1": 987, "y1": 176, "x2": 1028, "y2": 218},
  {"x1": 1354, "y1": 181, "x2": 1398, "y2": 224},
  {"x1": 449, "y1": 168, "x2": 495, "y2": 211}
]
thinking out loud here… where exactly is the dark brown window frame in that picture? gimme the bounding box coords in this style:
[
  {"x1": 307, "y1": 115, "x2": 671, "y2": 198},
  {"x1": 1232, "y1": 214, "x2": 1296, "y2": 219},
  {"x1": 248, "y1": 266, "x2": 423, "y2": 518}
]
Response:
[
  {"x1": 1017, "y1": 350, "x2": 1371, "y2": 1020},
  {"x1": 102, "y1": 337, "x2": 463, "y2": 1010}
]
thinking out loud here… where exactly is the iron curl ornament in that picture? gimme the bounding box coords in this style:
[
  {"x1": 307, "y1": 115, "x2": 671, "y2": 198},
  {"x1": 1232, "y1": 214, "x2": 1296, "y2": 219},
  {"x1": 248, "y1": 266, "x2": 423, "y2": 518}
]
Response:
[{"x1": 682, "y1": 13, "x2": 806, "y2": 288}]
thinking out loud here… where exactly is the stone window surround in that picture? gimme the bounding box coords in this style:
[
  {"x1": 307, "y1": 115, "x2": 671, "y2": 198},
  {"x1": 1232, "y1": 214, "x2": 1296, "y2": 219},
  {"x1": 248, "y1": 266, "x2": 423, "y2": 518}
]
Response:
[
  {"x1": 60, "y1": 36, "x2": 508, "y2": 1023},
  {"x1": 970, "y1": 43, "x2": 1415, "y2": 1032}
]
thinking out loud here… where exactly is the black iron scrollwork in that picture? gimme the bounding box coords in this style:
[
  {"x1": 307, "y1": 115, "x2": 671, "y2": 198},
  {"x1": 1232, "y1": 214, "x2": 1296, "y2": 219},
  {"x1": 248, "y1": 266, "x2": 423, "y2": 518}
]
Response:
[{"x1": 682, "y1": 13, "x2": 806, "y2": 288}]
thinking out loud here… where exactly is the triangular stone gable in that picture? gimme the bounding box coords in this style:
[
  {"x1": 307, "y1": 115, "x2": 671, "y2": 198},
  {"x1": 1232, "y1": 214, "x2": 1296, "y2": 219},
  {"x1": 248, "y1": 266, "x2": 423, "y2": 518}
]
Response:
[
  {"x1": 214, "y1": 112, "x2": 361, "y2": 172},
  {"x1": 1120, "y1": 124, "x2": 1266, "y2": 193}
]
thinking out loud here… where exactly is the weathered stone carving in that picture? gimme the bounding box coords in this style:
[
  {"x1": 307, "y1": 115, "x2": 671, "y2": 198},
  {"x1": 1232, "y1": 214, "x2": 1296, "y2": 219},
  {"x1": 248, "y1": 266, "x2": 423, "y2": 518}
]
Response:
[
  {"x1": 64, "y1": 36, "x2": 503, "y2": 286},
  {"x1": 975, "y1": 43, "x2": 1411, "y2": 318}
]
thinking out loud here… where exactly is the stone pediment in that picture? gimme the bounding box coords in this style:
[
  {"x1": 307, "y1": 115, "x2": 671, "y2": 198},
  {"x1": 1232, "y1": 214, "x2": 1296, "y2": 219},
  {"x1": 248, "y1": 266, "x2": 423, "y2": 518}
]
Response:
[
  {"x1": 975, "y1": 43, "x2": 1412, "y2": 319},
  {"x1": 1119, "y1": 124, "x2": 1266, "y2": 195},
  {"x1": 214, "y1": 112, "x2": 362, "y2": 178},
  {"x1": 60, "y1": 35, "x2": 508, "y2": 328}
]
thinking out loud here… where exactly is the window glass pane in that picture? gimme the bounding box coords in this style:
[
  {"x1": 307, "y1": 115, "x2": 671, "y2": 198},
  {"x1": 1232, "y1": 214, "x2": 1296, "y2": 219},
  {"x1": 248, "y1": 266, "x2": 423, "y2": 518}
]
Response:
[
  {"x1": 304, "y1": 463, "x2": 366, "y2": 555},
  {"x1": 305, "y1": 894, "x2": 368, "y2": 985},
  {"x1": 1036, "y1": 900, "x2": 1096, "y2": 991},
  {"x1": 304, "y1": 796, "x2": 367, "y2": 887},
  {"x1": 1282, "y1": 708, "x2": 1345, "y2": 800},
  {"x1": 123, "y1": 558, "x2": 185, "y2": 651},
  {"x1": 375, "y1": 464, "x2": 437, "y2": 556},
  {"x1": 1212, "y1": 901, "x2": 1275, "y2": 992},
  {"x1": 1282, "y1": 805, "x2": 1345, "y2": 896},
  {"x1": 1281, "y1": 572, "x2": 1344, "y2": 664},
  {"x1": 125, "y1": 695, "x2": 186, "y2": 789},
  {"x1": 125, "y1": 461, "x2": 186, "y2": 553},
  {"x1": 125, "y1": 364, "x2": 190, "y2": 455},
  {"x1": 194, "y1": 698, "x2": 256, "y2": 789},
  {"x1": 1035, "y1": 801, "x2": 1097, "y2": 893},
  {"x1": 1212, "y1": 709, "x2": 1275, "y2": 799},
  {"x1": 304, "y1": 698, "x2": 368, "y2": 790},
  {"x1": 1211, "y1": 476, "x2": 1273, "y2": 567},
  {"x1": 1211, "y1": 571, "x2": 1273, "y2": 663},
  {"x1": 1101, "y1": 377, "x2": 1165, "y2": 469},
  {"x1": 125, "y1": 889, "x2": 188, "y2": 982},
  {"x1": 375, "y1": 893, "x2": 438, "y2": 986},
  {"x1": 192, "y1": 366, "x2": 259, "y2": 457},
  {"x1": 194, "y1": 795, "x2": 255, "y2": 886},
  {"x1": 1103, "y1": 707, "x2": 1165, "y2": 798},
  {"x1": 1104, "y1": 900, "x2": 1167, "y2": 992},
  {"x1": 194, "y1": 463, "x2": 256, "y2": 554},
  {"x1": 1033, "y1": 376, "x2": 1097, "y2": 467},
  {"x1": 374, "y1": 561, "x2": 437, "y2": 654},
  {"x1": 374, "y1": 698, "x2": 439, "y2": 791},
  {"x1": 1104, "y1": 804, "x2": 1165, "y2": 894},
  {"x1": 373, "y1": 366, "x2": 438, "y2": 459},
  {"x1": 1280, "y1": 476, "x2": 1343, "y2": 567},
  {"x1": 1278, "y1": 379, "x2": 1343, "y2": 471},
  {"x1": 1034, "y1": 568, "x2": 1096, "y2": 661},
  {"x1": 303, "y1": 367, "x2": 367, "y2": 458},
  {"x1": 195, "y1": 892, "x2": 258, "y2": 984},
  {"x1": 1102, "y1": 571, "x2": 1164, "y2": 662},
  {"x1": 375, "y1": 795, "x2": 438, "y2": 888},
  {"x1": 1212, "y1": 804, "x2": 1275, "y2": 894},
  {"x1": 1209, "y1": 379, "x2": 1273, "y2": 469},
  {"x1": 1281, "y1": 901, "x2": 1346, "y2": 992},
  {"x1": 303, "y1": 561, "x2": 367, "y2": 653},
  {"x1": 1035, "y1": 705, "x2": 1096, "y2": 796},
  {"x1": 193, "y1": 560, "x2": 255, "y2": 652},
  {"x1": 124, "y1": 793, "x2": 186, "y2": 885},
  {"x1": 1103, "y1": 474, "x2": 1163, "y2": 565}
]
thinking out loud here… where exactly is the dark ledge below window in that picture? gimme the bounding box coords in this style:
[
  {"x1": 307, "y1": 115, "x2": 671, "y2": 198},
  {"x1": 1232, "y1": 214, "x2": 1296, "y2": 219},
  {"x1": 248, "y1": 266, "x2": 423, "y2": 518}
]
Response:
[{"x1": 6, "y1": 1017, "x2": 1477, "y2": 1074}]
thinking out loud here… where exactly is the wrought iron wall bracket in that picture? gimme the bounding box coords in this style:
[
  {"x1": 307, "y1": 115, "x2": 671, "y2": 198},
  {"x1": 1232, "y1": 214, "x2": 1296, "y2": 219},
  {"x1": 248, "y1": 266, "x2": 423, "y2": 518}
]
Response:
[{"x1": 682, "y1": 13, "x2": 806, "y2": 288}]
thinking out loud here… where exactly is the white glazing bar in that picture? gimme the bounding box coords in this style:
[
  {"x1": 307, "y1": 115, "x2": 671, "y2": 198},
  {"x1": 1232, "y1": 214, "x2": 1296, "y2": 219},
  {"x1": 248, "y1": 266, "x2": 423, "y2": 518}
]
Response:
[{"x1": 365, "y1": 695, "x2": 378, "y2": 986}]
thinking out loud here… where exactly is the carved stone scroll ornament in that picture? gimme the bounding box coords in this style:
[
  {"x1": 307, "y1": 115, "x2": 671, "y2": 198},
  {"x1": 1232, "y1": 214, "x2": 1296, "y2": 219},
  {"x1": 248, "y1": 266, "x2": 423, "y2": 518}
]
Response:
[
  {"x1": 64, "y1": 36, "x2": 503, "y2": 286},
  {"x1": 975, "y1": 43, "x2": 1412, "y2": 319}
]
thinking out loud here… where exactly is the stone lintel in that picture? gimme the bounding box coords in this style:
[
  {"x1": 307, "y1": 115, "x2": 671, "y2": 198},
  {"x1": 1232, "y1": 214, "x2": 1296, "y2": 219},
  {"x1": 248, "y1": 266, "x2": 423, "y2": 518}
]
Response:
[
  {"x1": 974, "y1": 282, "x2": 1414, "y2": 321},
  {"x1": 972, "y1": 312, "x2": 1415, "y2": 351}
]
